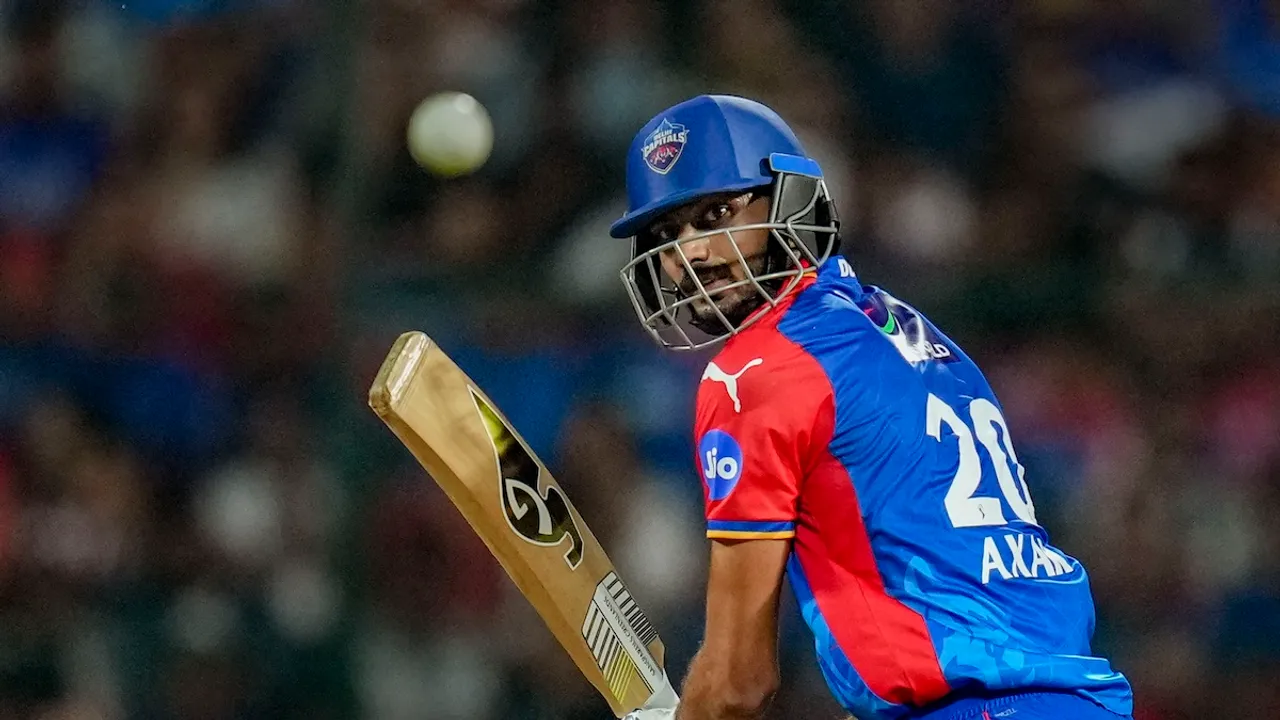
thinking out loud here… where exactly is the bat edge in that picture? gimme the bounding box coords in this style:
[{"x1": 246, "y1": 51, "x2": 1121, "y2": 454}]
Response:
[{"x1": 368, "y1": 330, "x2": 432, "y2": 416}]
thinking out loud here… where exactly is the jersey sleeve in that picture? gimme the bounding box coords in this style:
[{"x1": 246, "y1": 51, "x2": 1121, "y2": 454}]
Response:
[{"x1": 694, "y1": 346, "x2": 833, "y2": 540}]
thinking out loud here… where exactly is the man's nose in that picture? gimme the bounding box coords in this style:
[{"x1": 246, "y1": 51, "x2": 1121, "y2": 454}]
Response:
[{"x1": 675, "y1": 224, "x2": 713, "y2": 264}]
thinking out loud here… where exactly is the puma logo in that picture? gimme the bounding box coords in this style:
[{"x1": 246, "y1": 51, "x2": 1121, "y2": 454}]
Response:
[{"x1": 701, "y1": 358, "x2": 763, "y2": 412}]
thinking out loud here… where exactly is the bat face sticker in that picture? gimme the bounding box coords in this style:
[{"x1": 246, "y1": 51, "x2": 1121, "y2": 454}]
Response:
[{"x1": 471, "y1": 388, "x2": 585, "y2": 569}]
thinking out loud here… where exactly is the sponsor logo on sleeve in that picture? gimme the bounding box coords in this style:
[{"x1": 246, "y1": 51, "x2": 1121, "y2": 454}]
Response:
[{"x1": 699, "y1": 429, "x2": 743, "y2": 500}]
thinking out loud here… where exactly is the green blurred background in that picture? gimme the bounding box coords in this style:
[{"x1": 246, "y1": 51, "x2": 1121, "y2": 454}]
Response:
[{"x1": 1, "y1": 0, "x2": 1280, "y2": 718}]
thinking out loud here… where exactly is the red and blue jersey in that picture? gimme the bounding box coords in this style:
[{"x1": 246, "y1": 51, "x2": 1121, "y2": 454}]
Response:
[{"x1": 694, "y1": 259, "x2": 1133, "y2": 720}]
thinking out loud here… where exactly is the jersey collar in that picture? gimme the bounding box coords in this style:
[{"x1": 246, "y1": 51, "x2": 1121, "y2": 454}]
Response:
[{"x1": 724, "y1": 268, "x2": 819, "y2": 348}]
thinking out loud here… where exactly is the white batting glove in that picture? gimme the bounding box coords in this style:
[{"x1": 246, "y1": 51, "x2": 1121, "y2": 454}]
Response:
[
  {"x1": 621, "y1": 671, "x2": 679, "y2": 719},
  {"x1": 622, "y1": 709, "x2": 675, "y2": 720}
]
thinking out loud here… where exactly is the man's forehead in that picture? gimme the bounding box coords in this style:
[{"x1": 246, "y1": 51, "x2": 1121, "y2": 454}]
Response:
[{"x1": 648, "y1": 191, "x2": 752, "y2": 230}]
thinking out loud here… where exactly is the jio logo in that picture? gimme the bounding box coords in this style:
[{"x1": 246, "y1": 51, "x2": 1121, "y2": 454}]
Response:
[{"x1": 699, "y1": 430, "x2": 743, "y2": 500}]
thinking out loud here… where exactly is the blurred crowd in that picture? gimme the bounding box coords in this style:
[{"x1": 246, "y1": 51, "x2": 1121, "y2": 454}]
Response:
[{"x1": 1, "y1": 0, "x2": 1279, "y2": 718}]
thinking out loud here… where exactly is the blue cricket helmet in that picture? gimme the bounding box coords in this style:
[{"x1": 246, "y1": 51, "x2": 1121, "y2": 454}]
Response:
[
  {"x1": 613, "y1": 95, "x2": 842, "y2": 351},
  {"x1": 610, "y1": 95, "x2": 816, "y2": 239}
]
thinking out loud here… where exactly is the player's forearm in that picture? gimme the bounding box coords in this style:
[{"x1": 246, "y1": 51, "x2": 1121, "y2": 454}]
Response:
[{"x1": 674, "y1": 647, "x2": 777, "y2": 720}]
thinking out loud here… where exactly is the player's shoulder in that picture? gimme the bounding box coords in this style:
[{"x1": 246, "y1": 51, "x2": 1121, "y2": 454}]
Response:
[
  {"x1": 788, "y1": 267, "x2": 970, "y2": 369},
  {"x1": 695, "y1": 320, "x2": 832, "y2": 429},
  {"x1": 791, "y1": 282, "x2": 880, "y2": 334}
]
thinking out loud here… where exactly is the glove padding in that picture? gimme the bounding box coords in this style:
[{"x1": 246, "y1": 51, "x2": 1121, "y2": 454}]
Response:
[
  {"x1": 622, "y1": 709, "x2": 675, "y2": 720},
  {"x1": 621, "y1": 671, "x2": 678, "y2": 719}
]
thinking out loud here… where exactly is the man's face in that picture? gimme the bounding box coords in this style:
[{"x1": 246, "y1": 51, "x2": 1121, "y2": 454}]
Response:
[{"x1": 647, "y1": 191, "x2": 771, "y2": 328}]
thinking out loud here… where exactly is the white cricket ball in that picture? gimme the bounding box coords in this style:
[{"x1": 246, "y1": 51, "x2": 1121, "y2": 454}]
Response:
[{"x1": 406, "y1": 92, "x2": 494, "y2": 177}]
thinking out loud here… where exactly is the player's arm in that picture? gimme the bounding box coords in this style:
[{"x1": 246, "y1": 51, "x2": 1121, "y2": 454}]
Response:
[
  {"x1": 675, "y1": 536, "x2": 790, "y2": 720},
  {"x1": 666, "y1": 350, "x2": 832, "y2": 720}
]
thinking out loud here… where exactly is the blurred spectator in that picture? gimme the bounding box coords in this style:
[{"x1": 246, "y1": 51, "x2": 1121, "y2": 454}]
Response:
[
  {"x1": 0, "y1": 2, "x2": 109, "y2": 234},
  {"x1": 1, "y1": 0, "x2": 1278, "y2": 716}
]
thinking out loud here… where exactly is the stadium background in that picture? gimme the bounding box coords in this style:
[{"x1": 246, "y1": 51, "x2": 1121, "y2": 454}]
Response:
[{"x1": 2, "y1": 0, "x2": 1279, "y2": 718}]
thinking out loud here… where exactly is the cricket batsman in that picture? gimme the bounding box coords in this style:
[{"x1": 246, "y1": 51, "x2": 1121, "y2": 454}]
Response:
[{"x1": 612, "y1": 96, "x2": 1134, "y2": 720}]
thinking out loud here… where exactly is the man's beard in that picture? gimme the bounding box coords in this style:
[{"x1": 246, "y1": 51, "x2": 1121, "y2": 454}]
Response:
[{"x1": 676, "y1": 253, "x2": 771, "y2": 335}]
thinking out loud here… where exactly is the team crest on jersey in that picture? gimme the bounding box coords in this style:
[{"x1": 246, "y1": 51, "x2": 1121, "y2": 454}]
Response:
[{"x1": 641, "y1": 119, "x2": 688, "y2": 174}]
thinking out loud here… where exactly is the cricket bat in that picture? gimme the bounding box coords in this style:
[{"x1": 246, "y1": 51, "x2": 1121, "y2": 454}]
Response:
[{"x1": 368, "y1": 331, "x2": 670, "y2": 716}]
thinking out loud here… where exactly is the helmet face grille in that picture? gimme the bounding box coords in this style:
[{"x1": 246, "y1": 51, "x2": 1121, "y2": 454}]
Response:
[{"x1": 619, "y1": 176, "x2": 840, "y2": 351}]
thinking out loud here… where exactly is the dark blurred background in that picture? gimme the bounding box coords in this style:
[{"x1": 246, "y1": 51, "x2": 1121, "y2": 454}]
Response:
[{"x1": 1, "y1": 0, "x2": 1279, "y2": 718}]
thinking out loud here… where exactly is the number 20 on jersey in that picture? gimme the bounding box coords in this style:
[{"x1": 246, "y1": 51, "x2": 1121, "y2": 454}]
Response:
[{"x1": 926, "y1": 394, "x2": 1038, "y2": 528}]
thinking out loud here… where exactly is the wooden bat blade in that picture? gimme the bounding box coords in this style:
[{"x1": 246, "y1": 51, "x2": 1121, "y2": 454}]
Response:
[{"x1": 368, "y1": 331, "x2": 666, "y2": 716}]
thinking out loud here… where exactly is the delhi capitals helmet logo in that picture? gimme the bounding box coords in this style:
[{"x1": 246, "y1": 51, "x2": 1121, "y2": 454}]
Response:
[{"x1": 641, "y1": 119, "x2": 688, "y2": 174}]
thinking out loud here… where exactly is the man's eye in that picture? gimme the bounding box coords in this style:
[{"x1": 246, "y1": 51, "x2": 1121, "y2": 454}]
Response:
[{"x1": 702, "y1": 204, "x2": 731, "y2": 225}]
